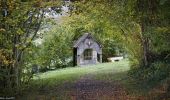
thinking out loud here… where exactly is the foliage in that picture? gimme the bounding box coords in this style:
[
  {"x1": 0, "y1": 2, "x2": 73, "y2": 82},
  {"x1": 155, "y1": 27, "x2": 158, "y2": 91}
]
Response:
[
  {"x1": 0, "y1": 0, "x2": 63, "y2": 96},
  {"x1": 129, "y1": 62, "x2": 170, "y2": 86},
  {"x1": 0, "y1": 0, "x2": 169, "y2": 97},
  {"x1": 37, "y1": 24, "x2": 74, "y2": 70},
  {"x1": 127, "y1": 0, "x2": 170, "y2": 67}
]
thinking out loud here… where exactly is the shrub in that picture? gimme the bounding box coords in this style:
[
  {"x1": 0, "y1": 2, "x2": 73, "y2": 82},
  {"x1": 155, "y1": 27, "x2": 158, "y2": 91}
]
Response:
[{"x1": 129, "y1": 61, "x2": 170, "y2": 85}]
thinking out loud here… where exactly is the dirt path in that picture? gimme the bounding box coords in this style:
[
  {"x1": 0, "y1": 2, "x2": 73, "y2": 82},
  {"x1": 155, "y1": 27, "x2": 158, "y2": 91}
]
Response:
[{"x1": 69, "y1": 74, "x2": 129, "y2": 100}]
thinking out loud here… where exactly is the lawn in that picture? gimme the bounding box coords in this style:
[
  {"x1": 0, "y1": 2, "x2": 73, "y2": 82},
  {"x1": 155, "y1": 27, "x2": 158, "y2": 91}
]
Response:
[
  {"x1": 32, "y1": 59, "x2": 129, "y2": 86},
  {"x1": 18, "y1": 60, "x2": 130, "y2": 99}
]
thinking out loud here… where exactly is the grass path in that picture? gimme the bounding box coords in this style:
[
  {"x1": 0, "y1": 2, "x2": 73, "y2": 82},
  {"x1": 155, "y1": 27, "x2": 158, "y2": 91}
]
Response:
[
  {"x1": 70, "y1": 74, "x2": 128, "y2": 100},
  {"x1": 17, "y1": 60, "x2": 151, "y2": 100}
]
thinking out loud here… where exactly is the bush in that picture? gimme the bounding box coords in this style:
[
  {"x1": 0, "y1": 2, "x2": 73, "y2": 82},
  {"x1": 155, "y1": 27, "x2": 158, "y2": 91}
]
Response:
[{"x1": 129, "y1": 61, "x2": 170, "y2": 84}]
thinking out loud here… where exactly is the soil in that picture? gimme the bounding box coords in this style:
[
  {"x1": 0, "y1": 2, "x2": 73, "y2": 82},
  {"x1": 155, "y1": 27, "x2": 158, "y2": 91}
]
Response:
[{"x1": 67, "y1": 74, "x2": 147, "y2": 100}]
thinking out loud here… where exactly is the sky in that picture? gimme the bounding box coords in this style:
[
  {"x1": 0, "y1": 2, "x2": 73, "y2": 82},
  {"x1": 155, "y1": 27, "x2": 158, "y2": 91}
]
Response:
[{"x1": 34, "y1": 5, "x2": 69, "y2": 45}]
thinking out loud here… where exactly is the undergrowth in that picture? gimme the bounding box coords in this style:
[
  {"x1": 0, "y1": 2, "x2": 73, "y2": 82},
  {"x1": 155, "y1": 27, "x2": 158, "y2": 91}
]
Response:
[{"x1": 127, "y1": 61, "x2": 170, "y2": 99}]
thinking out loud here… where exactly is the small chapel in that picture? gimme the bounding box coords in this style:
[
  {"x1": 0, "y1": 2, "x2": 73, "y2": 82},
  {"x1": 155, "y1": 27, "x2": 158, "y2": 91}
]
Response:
[{"x1": 73, "y1": 33, "x2": 102, "y2": 66}]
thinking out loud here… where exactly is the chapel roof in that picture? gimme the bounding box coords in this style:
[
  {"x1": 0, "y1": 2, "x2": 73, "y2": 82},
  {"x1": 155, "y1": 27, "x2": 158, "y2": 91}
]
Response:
[{"x1": 73, "y1": 33, "x2": 101, "y2": 48}]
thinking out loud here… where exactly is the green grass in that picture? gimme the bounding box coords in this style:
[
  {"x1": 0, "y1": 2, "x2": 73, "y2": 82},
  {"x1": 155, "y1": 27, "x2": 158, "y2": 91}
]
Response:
[
  {"x1": 18, "y1": 60, "x2": 130, "y2": 99},
  {"x1": 32, "y1": 59, "x2": 129, "y2": 87},
  {"x1": 19, "y1": 59, "x2": 169, "y2": 100}
]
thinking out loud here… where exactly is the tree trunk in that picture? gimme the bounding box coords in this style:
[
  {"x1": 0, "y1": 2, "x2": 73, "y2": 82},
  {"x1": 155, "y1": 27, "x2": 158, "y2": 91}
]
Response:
[{"x1": 141, "y1": 21, "x2": 150, "y2": 67}]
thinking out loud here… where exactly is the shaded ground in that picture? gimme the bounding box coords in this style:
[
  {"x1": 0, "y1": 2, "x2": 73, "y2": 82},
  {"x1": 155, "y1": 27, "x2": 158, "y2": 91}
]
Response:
[
  {"x1": 19, "y1": 74, "x2": 146, "y2": 100},
  {"x1": 68, "y1": 73, "x2": 154, "y2": 100},
  {"x1": 29, "y1": 74, "x2": 169, "y2": 100},
  {"x1": 70, "y1": 74, "x2": 128, "y2": 100}
]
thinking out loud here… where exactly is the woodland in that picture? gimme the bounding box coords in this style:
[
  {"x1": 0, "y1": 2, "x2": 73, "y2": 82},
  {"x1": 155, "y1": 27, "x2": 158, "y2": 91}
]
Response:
[{"x1": 0, "y1": 0, "x2": 170, "y2": 99}]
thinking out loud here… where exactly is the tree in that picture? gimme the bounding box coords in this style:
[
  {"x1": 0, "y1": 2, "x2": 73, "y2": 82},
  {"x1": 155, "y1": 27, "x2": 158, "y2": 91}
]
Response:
[
  {"x1": 0, "y1": 0, "x2": 63, "y2": 95},
  {"x1": 127, "y1": 0, "x2": 170, "y2": 67},
  {"x1": 34, "y1": 24, "x2": 74, "y2": 71}
]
